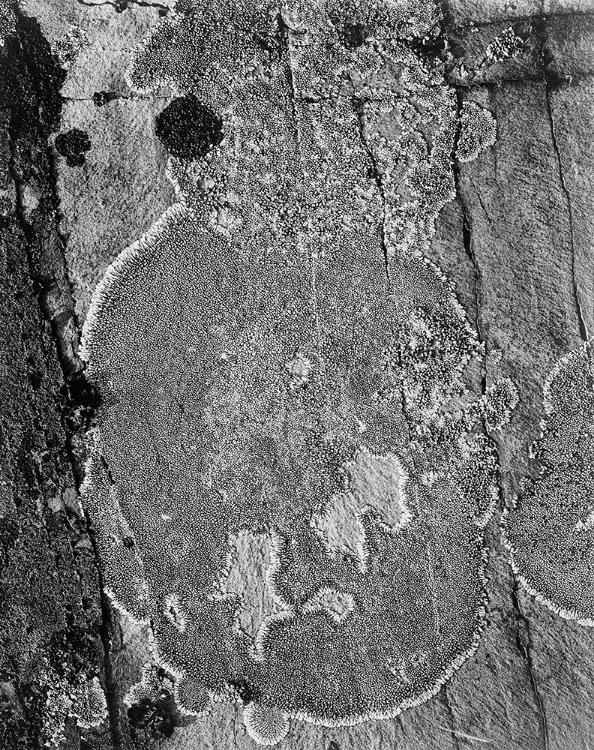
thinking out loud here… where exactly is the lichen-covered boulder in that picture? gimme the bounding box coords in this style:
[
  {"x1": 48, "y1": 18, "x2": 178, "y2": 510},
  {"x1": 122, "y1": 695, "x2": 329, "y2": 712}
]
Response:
[{"x1": 81, "y1": 0, "x2": 510, "y2": 743}]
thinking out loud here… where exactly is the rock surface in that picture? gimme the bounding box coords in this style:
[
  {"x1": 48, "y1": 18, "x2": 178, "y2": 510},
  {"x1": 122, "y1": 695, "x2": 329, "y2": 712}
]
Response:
[{"x1": 2, "y1": 0, "x2": 594, "y2": 748}]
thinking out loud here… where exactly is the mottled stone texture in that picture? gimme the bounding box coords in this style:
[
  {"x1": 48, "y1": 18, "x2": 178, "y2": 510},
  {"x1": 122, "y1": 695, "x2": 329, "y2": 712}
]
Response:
[
  {"x1": 0, "y1": 6, "x2": 113, "y2": 749},
  {"x1": 2, "y1": 0, "x2": 594, "y2": 748}
]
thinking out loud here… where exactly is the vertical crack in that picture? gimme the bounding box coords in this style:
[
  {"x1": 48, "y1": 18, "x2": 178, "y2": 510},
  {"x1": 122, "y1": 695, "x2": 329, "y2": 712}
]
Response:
[
  {"x1": 449, "y1": 81, "x2": 488, "y2": 400},
  {"x1": 4, "y1": 6, "x2": 123, "y2": 746},
  {"x1": 440, "y1": 12, "x2": 547, "y2": 750},
  {"x1": 511, "y1": 580, "x2": 550, "y2": 750},
  {"x1": 442, "y1": 687, "x2": 462, "y2": 750},
  {"x1": 278, "y1": 11, "x2": 327, "y2": 376},
  {"x1": 536, "y1": 13, "x2": 589, "y2": 343},
  {"x1": 353, "y1": 99, "x2": 391, "y2": 282}
]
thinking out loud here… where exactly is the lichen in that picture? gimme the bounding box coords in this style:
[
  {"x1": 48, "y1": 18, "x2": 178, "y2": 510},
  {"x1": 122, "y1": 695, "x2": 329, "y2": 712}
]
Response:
[
  {"x1": 81, "y1": 0, "x2": 513, "y2": 742},
  {"x1": 74, "y1": 677, "x2": 108, "y2": 730},
  {"x1": 54, "y1": 128, "x2": 92, "y2": 168},
  {"x1": 485, "y1": 26, "x2": 526, "y2": 64},
  {"x1": 505, "y1": 341, "x2": 594, "y2": 625},
  {"x1": 125, "y1": 665, "x2": 180, "y2": 739},
  {"x1": 53, "y1": 25, "x2": 88, "y2": 69},
  {"x1": 243, "y1": 701, "x2": 290, "y2": 745},
  {"x1": 0, "y1": 5, "x2": 15, "y2": 48},
  {"x1": 456, "y1": 102, "x2": 497, "y2": 164},
  {"x1": 41, "y1": 671, "x2": 108, "y2": 747}
]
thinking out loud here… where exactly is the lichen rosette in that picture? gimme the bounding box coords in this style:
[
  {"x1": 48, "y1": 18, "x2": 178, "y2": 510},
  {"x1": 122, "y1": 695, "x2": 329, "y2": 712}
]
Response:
[{"x1": 81, "y1": 0, "x2": 508, "y2": 742}]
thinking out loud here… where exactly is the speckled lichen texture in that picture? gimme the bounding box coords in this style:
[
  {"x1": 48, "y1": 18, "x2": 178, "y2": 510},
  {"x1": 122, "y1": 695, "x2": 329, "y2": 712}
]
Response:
[
  {"x1": 7, "y1": 0, "x2": 594, "y2": 748},
  {"x1": 79, "y1": 0, "x2": 519, "y2": 742}
]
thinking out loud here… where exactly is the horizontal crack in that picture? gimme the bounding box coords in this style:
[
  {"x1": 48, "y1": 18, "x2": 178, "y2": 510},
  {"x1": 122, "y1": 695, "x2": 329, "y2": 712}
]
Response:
[
  {"x1": 448, "y1": 70, "x2": 594, "y2": 89},
  {"x1": 446, "y1": 8, "x2": 594, "y2": 33},
  {"x1": 62, "y1": 92, "x2": 172, "y2": 105},
  {"x1": 76, "y1": 0, "x2": 171, "y2": 11}
]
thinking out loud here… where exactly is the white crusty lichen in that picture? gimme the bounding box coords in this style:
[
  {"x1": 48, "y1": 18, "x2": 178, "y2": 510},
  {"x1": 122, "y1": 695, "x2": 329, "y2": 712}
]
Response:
[
  {"x1": 53, "y1": 25, "x2": 88, "y2": 69},
  {"x1": 505, "y1": 341, "x2": 594, "y2": 626},
  {"x1": 80, "y1": 0, "x2": 514, "y2": 743},
  {"x1": 243, "y1": 702, "x2": 290, "y2": 746},
  {"x1": 485, "y1": 26, "x2": 526, "y2": 63},
  {"x1": 456, "y1": 101, "x2": 497, "y2": 164},
  {"x1": 41, "y1": 672, "x2": 108, "y2": 748}
]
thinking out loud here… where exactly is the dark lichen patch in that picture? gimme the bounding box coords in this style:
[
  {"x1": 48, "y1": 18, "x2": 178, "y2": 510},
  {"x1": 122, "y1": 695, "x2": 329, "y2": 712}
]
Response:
[
  {"x1": 229, "y1": 677, "x2": 261, "y2": 706},
  {"x1": 329, "y1": 16, "x2": 369, "y2": 49},
  {"x1": 54, "y1": 128, "x2": 91, "y2": 167},
  {"x1": 92, "y1": 90, "x2": 119, "y2": 107},
  {"x1": 405, "y1": 31, "x2": 447, "y2": 62},
  {"x1": 48, "y1": 626, "x2": 101, "y2": 680},
  {"x1": 155, "y1": 96, "x2": 223, "y2": 160},
  {"x1": 127, "y1": 690, "x2": 177, "y2": 740}
]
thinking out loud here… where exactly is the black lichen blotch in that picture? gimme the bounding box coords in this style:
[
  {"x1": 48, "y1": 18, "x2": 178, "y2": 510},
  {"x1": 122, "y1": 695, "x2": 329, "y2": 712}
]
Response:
[
  {"x1": 92, "y1": 91, "x2": 119, "y2": 107},
  {"x1": 54, "y1": 128, "x2": 91, "y2": 167},
  {"x1": 127, "y1": 690, "x2": 177, "y2": 740},
  {"x1": 332, "y1": 19, "x2": 368, "y2": 49},
  {"x1": 155, "y1": 95, "x2": 223, "y2": 160}
]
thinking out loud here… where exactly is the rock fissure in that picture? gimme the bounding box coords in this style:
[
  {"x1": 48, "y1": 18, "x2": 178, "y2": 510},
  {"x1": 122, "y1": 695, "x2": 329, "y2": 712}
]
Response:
[
  {"x1": 3, "y1": 6, "x2": 122, "y2": 746},
  {"x1": 442, "y1": 687, "x2": 462, "y2": 750},
  {"x1": 446, "y1": 9, "x2": 594, "y2": 33},
  {"x1": 353, "y1": 99, "x2": 390, "y2": 282},
  {"x1": 510, "y1": 581, "x2": 550, "y2": 750},
  {"x1": 75, "y1": 0, "x2": 171, "y2": 12},
  {"x1": 537, "y1": 16, "x2": 589, "y2": 343}
]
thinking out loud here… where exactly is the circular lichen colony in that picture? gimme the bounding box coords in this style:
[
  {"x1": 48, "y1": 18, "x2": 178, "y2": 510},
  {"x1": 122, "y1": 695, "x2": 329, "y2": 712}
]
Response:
[
  {"x1": 82, "y1": 0, "x2": 508, "y2": 742},
  {"x1": 505, "y1": 342, "x2": 594, "y2": 625},
  {"x1": 155, "y1": 95, "x2": 224, "y2": 159}
]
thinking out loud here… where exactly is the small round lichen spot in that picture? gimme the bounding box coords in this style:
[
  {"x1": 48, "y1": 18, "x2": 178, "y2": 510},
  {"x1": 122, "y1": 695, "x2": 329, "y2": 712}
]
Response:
[
  {"x1": 243, "y1": 702, "x2": 290, "y2": 746},
  {"x1": 175, "y1": 675, "x2": 211, "y2": 717},
  {"x1": 485, "y1": 27, "x2": 526, "y2": 63},
  {"x1": 53, "y1": 25, "x2": 88, "y2": 68},
  {"x1": 456, "y1": 102, "x2": 497, "y2": 164},
  {"x1": 286, "y1": 352, "x2": 312, "y2": 389}
]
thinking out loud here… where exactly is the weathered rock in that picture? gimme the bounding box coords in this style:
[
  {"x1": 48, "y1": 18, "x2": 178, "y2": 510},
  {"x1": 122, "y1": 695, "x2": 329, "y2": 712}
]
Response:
[{"x1": 4, "y1": 0, "x2": 594, "y2": 748}]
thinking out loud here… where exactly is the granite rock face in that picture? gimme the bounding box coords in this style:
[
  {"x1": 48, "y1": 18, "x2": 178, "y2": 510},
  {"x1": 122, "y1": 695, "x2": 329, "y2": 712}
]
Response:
[{"x1": 2, "y1": 0, "x2": 594, "y2": 748}]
